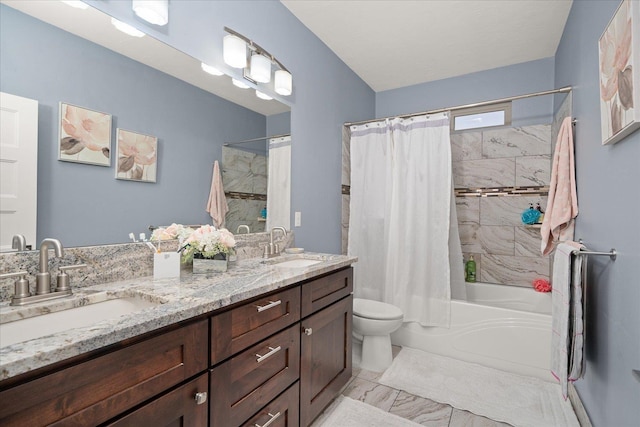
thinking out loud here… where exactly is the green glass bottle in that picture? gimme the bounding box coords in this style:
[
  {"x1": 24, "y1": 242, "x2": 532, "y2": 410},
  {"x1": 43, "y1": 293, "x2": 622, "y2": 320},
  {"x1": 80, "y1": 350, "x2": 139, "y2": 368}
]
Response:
[{"x1": 466, "y1": 255, "x2": 476, "y2": 283}]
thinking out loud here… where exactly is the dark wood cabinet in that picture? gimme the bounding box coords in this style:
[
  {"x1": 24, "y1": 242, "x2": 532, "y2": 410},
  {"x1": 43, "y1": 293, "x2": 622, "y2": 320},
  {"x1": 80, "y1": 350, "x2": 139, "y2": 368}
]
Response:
[
  {"x1": 241, "y1": 383, "x2": 299, "y2": 427},
  {"x1": 0, "y1": 266, "x2": 353, "y2": 427},
  {"x1": 210, "y1": 324, "x2": 300, "y2": 427},
  {"x1": 300, "y1": 295, "x2": 353, "y2": 427},
  {"x1": 106, "y1": 373, "x2": 209, "y2": 427},
  {"x1": 0, "y1": 319, "x2": 208, "y2": 427}
]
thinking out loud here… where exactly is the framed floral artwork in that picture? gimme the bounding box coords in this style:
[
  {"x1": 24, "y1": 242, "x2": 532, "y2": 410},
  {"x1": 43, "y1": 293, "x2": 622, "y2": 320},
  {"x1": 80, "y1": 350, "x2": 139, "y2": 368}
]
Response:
[
  {"x1": 58, "y1": 103, "x2": 112, "y2": 166},
  {"x1": 115, "y1": 129, "x2": 158, "y2": 183},
  {"x1": 599, "y1": 0, "x2": 640, "y2": 145}
]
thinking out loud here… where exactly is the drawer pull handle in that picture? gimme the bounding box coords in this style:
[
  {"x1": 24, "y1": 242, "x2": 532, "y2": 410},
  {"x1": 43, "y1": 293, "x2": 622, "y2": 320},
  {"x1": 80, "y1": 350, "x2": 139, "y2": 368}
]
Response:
[
  {"x1": 255, "y1": 411, "x2": 281, "y2": 427},
  {"x1": 303, "y1": 327, "x2": 313, "y2": 336},
  {"x1": 256, "y1": 299, "x2": 282, "y2": 312},
  {"x1": 255, "y1": 345, "x2": 281, "y2": 363},
  {"x1": 194, "y1": 391, "x2": 207, "y2": 405}
]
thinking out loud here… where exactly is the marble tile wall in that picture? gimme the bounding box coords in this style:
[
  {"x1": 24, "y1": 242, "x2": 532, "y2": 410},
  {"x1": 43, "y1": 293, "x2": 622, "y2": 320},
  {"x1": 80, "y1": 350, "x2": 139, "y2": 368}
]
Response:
[
  {"x1": 0, "y1": 231, "x2": 294, "y2": 302},
  {"x1": 222, "y1": 147, "x2": 267, "y2": 233},
  {"x1": 341, "y1": 121, "x2": 561, "y2": 287},
  {"x1": 453, "y1": 124, "x2": 552, "y2": 287}
]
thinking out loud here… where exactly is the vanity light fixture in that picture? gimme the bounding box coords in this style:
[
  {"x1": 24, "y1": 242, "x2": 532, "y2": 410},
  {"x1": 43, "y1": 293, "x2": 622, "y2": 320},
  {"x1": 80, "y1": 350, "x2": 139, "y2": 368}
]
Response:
[
  {"x1": 132, "y1": 0, "x2": 169, "y2": 26},
  {"x1": 201, "y1": 63, "x2": 224, "y2": 76},
  {"x1": 232, "y1": 78, "x2": 250, "y2": 89},
  {"x1": 274, "y1": 70, "x2": 292, "y2": 96},
  {"x1": 111, "y1": 18, "x2": 145, "y2": 38},
  {"x1": 256, "y1": 90, "x2": 273, "y2": 101},
  {"x1": 223, "y1": 35, "x2": 248, "y2": 69},
  {"x1": 223, "y1": 27, "x2": 293, "y2": 96},
  {"x1": 61, "y1": 1, "x2": 89, "y2": 9}
]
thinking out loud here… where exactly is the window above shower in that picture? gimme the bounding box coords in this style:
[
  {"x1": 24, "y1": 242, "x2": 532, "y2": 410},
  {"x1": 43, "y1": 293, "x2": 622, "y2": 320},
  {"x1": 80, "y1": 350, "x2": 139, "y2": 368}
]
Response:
[{"x1": 451, "y1": 102, "x2": 512, "y2": 132}]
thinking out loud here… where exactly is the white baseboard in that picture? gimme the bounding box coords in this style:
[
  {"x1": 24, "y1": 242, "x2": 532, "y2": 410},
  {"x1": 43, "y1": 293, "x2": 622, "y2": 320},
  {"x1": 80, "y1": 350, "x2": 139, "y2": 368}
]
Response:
[{"x1": 568, "y1": 383, "x2": 592, "y2": 427}]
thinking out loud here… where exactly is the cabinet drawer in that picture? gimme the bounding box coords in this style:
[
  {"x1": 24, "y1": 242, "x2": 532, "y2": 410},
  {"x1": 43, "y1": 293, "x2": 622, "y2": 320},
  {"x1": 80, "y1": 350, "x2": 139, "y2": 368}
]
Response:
[
  {"x1": 301, "y1": 267, "x2": 353, "y2": 318},
  {"x1": 211, "y1": 286, "x2": 300, "y2": 364},
  {"x1": 0, "y1": 319, "x2": 208, "y2": 427},
  {"x1": 241, "y1": 383, "x2": 299, "y2": 427},
  {"x1": 210, "y1": 324, "x2": 300, "y2": 427},
  {"x1": 106, "y1": 373, "x2": 208, "y2": 427}
]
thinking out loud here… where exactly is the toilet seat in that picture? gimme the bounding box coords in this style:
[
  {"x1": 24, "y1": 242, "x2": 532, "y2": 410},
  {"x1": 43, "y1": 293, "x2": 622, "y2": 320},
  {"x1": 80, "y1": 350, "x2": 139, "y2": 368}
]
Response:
[{"x1": 353, "y1": 298, "x2": 403, "y2": 320}]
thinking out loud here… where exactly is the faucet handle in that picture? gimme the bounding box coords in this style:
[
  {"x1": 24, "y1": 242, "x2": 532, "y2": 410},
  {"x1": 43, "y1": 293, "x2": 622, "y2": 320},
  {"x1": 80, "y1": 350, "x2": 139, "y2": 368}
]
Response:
[
  {"x1": 0, "y1": 271, "x2": 31, "y2": 301},
  {"x1": 56, "y1": 264, "x2": 87, "y2": 292}
]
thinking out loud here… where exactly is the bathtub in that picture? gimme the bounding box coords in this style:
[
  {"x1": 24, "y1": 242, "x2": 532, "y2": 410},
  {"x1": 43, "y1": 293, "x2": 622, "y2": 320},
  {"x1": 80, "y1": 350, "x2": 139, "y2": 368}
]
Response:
[{"x1": 391, "y1": 282, "x2": 554, "y2": 382}]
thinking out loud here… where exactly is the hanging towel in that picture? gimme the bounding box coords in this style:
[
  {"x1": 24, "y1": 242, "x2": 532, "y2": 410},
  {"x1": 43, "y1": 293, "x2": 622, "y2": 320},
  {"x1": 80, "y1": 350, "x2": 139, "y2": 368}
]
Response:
[
  {"x1": 541, "y1": 117, "x2": 578, "y2": 255},
  {"x1": 206, "y1": 160, "x2": 228, "y2": 228},
  {"x1": 550, "y1": 241, "x2": 586, "y2": 400}
]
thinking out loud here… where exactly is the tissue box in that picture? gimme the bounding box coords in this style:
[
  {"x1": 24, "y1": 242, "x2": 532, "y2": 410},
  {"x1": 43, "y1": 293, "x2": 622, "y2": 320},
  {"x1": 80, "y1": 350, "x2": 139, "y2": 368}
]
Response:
[{"x1": 154, "y1": 252, "x2": 180, "y2": 279}]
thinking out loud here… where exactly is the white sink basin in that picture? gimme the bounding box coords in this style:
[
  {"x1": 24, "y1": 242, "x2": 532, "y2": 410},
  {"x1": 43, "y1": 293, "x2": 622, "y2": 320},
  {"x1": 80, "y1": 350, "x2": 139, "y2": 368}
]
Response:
[
  {"x1": 274, "y1": 259, "x2": 323, "y2": 269},
  {"x1": 0, "y1": 296, "x2": 161, "y2": 348}
]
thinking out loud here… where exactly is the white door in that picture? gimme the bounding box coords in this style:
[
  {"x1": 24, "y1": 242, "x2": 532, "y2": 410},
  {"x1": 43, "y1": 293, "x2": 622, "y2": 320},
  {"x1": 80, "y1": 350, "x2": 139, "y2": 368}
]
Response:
[{"x1": 0, "y1": 92, "x2": 38, "y2": 251}]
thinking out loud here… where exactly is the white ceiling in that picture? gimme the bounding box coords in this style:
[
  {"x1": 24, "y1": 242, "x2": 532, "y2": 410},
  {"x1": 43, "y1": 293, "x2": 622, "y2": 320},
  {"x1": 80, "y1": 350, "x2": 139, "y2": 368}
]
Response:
[
  {"x1": 2, "y1": 0, "x2": 290, "y2": 116},
  {"x1": 281, "y1": 0, "x2": 573, "y2": 92}
]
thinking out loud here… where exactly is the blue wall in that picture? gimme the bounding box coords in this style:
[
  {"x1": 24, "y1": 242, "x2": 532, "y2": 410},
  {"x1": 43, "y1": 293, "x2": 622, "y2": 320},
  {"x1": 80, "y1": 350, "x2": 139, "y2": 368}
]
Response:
[
  {"x1": 0, "y1": 5, "x2": 267, "y2": 247},
  {"x1": 555, "y1": 1, "x2": 640, "y2": 425},
  {"x1": 376, "y1": 57, "x2": 556, "y2": 126},
  {"x1": 89, "y1": 0, "x2": 376, "y2": 253},
  {"x1": 267, "y1": 112, "x2": 291, "y2": 138}
]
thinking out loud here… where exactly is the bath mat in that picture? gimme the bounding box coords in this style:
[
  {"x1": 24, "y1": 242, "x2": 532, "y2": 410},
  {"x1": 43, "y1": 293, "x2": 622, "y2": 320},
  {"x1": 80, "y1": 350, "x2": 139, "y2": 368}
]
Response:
[
  {"x1": 314, "y1": 396, "x2": 421, "y2": 427},
  {"x1": 379, "y1": 348, "x2": 579, "y2": 427}
]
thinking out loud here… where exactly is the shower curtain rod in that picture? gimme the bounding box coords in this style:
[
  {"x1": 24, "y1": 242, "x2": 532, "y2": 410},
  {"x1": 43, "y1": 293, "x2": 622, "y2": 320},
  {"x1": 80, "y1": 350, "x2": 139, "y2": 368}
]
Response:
[
  {"x1": 224, "y1": 133, "x2": 290, "y2": 146},
  {"x1": 344, "y1": 86, "x2": 572, "y2": 127}
]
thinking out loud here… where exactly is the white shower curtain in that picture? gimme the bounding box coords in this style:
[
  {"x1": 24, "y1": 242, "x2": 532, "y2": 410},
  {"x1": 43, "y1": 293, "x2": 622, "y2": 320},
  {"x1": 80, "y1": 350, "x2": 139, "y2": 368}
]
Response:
[
  {"x1": 348, "y1": 113, "x2": 454, "y2": 326},
  {"x1": 266, "y1": 136, "x2": 291, "y2": 231}
]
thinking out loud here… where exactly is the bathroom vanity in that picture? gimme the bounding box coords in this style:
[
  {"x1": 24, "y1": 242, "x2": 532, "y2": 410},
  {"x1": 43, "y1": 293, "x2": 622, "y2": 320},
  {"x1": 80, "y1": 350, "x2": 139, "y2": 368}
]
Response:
[{"x1": 0, "y1": 254, "x2": 354, "y2": 427}]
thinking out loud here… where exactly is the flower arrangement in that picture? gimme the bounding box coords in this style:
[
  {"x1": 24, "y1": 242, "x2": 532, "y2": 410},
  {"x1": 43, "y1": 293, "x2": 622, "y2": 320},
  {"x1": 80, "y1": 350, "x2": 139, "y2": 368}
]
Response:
[
  {"x1": 181, "y1": 225, "x2": 236, "y2": 263},
  {"x1": 150, "y1": 223, "x2": 194, "y2": 242}
]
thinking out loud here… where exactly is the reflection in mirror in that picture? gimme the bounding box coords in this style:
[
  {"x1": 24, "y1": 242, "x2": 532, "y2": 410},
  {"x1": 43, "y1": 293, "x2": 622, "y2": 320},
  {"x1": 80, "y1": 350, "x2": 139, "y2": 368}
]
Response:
[
  {"x1": 222, "y1": 134, "x2": 292, "y2": 234},
  {"x1": 0, "y1": 1, "x2": 291, "y2": 251}
]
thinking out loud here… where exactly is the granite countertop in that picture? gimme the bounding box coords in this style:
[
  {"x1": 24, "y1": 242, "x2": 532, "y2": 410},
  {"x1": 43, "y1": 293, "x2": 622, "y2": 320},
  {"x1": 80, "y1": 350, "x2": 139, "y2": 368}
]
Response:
[{"x1": 0, "y1": 253, "x2": 357, "y2": 381}]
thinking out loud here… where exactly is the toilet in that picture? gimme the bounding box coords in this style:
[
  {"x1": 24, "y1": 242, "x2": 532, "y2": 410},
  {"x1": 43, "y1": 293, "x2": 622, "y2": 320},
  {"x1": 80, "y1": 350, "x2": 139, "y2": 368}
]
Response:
[{"x1": 352, "y1": 298, "x2": 404, "y2": 372}]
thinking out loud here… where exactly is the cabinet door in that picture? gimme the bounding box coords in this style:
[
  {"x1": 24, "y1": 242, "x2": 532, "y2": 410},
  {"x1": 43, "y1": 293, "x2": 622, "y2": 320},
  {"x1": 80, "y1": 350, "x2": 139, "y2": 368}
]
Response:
[
  {"x1": 301, "y1": 267, "x2": 352, "y2": 318},
  {"x1": 300, "y1": 295, "x2": 352, "y2": 427},
  {"x1": 105, "y1": 373, "x2": 208, "y2": 427},
  {"x1": 241, "y1": 383, "x2": 299, "y2": 427}
]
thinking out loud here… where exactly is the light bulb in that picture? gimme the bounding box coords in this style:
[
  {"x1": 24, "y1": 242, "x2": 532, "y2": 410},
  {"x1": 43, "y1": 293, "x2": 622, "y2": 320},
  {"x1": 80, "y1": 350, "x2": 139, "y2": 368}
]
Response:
[
  {"x1": 250, "y1": 54, "x2": 271, "y2": 84},
  {"x1": 201, "y1": 63, "x2": 224, "y2": 76},
  {"x1": 274, "y1": 70, "x2": 292, "y2": 96},
  {"x1": 256, "y1": 90, "x2": 273, "y2": 100},
  {"x1": 132, "y1": 0, "x2": 169, "y2": 26},
  {"x1": 111, "y1": 18, "x2": 145, "y2": 38},
  {"x1": 223, "y1": 35, "x2": 247, "y2": 69},
  {"x1": 232, "y1": 78, "x2": 250, "y2": 89}
]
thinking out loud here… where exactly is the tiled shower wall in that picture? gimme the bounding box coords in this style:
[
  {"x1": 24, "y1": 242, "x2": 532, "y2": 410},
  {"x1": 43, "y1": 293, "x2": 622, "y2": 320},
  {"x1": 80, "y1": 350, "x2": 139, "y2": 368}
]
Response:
[
  {"x1": 341, "y1": 95, "x2": 571, "y2": 288},
  {"x1": 452, "y1": 124, "x2": 551, "y2": 287},
  {"x1": 222, "y1": 147, "x2": 267, "y2": 234}
]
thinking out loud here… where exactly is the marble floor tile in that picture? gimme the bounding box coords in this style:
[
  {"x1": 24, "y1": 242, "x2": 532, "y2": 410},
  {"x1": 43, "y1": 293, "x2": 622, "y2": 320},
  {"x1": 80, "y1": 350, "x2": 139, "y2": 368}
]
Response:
[
  {"x1": 515, "y1": 155, "x2": 551, "y2": 186},
  {"x1": 342, "y1": 377, "x2": 400, "y2": 412},
  {"x1": 482, "y1": 125, "x2": 551, "y2": 158},
  {"x1": 449, "y1": 408, "x2": 513, "y2": 427},
  {"x1": 453, "y1": 157, "x2": 516, "y2": 188},
  {"x1": 478, "y1": 226, "x2": 515, "y2": 256},
  {"x1": 389, "y1": 391, "x2": 453, "y2": 427},
  {"x1": 357, "y1": 368, "x2": 384, "y2": 383},
  {"x1": 515, "y1": 226, "x2": 544, "y2": 257},
  {"x1": 481, "y1": 254, "x2": 549, "y2": 286}
]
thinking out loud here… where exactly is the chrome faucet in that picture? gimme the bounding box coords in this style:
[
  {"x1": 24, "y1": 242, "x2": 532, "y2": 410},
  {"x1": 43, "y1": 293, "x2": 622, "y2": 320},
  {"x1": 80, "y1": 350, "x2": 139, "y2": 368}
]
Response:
[
  {"x1": 11, "y1": 234, "x2": 27, "y2": 251},
  {"x1": 36, "y1": 238, "x2": 64, "y2": 295},
  {"x1": 264, "y1": 227, "x2": 287, "y2": 258},
  {"x1": 236, "y1": 225, "x2": 250, "y2": 234}
]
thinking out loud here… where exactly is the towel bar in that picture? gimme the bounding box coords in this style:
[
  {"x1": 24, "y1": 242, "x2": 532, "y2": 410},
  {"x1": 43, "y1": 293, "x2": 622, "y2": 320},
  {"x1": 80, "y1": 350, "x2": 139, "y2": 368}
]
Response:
[{"x1": 572, "y1": 248, "x2": 617, "y2": 261}]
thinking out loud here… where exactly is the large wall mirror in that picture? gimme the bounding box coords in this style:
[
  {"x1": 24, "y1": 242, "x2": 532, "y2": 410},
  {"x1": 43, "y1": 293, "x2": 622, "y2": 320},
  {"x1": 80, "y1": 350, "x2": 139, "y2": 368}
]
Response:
[{"x1": 0, "y1": 0, "x2": 291, "y2": 251}]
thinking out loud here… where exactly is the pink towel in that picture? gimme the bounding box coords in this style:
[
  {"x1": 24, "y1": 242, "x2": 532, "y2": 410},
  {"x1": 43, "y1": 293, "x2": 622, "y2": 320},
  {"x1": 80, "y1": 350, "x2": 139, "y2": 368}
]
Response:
[
  {"x1": 206, "y1": 161, "x2": 228, "y2": 228},
  {"x1": 541, "y1": 117, "x2": 578, "y2": 255}
]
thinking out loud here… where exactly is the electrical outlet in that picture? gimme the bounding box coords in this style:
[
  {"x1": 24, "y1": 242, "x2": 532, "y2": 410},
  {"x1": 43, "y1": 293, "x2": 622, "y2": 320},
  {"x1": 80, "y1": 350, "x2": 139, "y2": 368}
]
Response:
[{"x1": 295, "y1": 211, "x2": 301, "y2": 227}]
